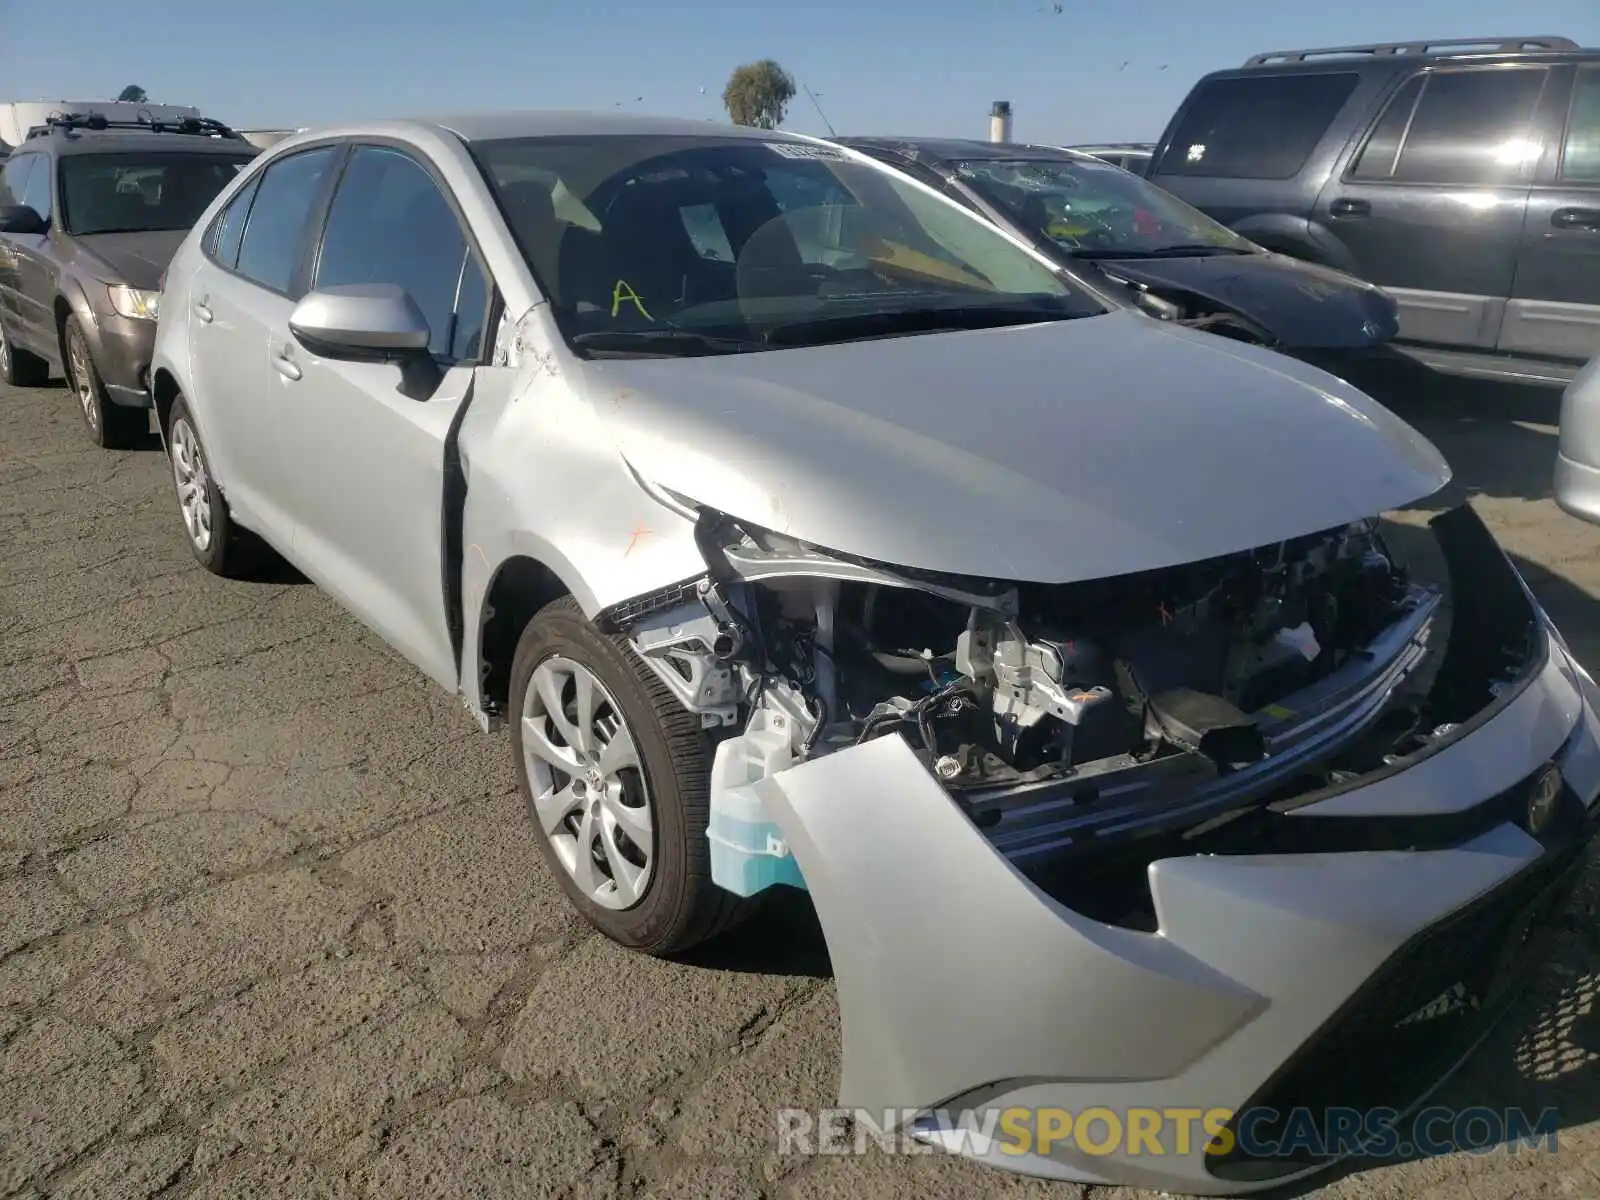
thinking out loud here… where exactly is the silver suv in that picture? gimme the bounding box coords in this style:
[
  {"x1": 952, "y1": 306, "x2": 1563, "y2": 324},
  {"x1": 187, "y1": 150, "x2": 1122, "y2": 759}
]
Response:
[{"x1": 149, "y1": 111, "x2": 1600, "y2": 1195}]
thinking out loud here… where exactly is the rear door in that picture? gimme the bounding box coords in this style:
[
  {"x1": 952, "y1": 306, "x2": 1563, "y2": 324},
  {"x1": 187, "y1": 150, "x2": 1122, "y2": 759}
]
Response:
[
  {"x1": 186, "y1": 144, "x2": 342, "y2": 540},
  {"x1": 1503, "y1": 63, "x2": 1600, "y2": 363},
  {"x1": 1, "y1": 152, "x2": 58, "y2": 355},
  {"x1": 1317, "y1": 64, "x2": 1548, "y2": 350}
]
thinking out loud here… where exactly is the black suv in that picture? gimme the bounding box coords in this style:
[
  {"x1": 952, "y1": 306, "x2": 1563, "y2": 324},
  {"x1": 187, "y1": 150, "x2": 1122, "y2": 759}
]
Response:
[
  {"x1": 1148, "y1": 35, "x2": 1600, "y2": 387},
  {"x1": 0, "y1": 114, "x2": 257, "y2": 446}
]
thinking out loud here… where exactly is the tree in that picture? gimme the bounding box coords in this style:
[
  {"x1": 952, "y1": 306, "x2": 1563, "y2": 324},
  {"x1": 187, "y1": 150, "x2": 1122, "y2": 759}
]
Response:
[
  {"x1": 116, "y1": 85, "x2": 147, "y2": 103},
  {"x1": 722, "y1": 60, "x2": 796, "y2": 130}
]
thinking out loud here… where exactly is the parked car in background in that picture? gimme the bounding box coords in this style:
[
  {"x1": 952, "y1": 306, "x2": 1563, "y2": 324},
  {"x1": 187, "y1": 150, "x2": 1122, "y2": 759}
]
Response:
[
  {"x1": 0, "y1": 99, "x2": 204, "y2": 152},
  {"x1": 0, "y1": 112, "x2": 257, "y2": 446},
  {"x1": 149, "y1": 111, "x2": 1600, "y2": 1195},
  {"x1": 837, "y1": 136, "x2": 1399, "y2": 362},
  {"x1": 1065, "y1": 141, "x2": 1155, "y2": 174},
  {"x1": 1148, "y1": 35, "x2": 1600, "y2": 387}
]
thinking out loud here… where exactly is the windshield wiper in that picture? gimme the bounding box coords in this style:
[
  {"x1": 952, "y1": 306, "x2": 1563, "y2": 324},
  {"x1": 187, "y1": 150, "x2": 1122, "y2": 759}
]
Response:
[
  {"x1": 1070, "y1": 244, "x2": 1256, "y2": 260},
  {"x1": 570, "y1": 329, "x2": 762, "y2": 358},
  {"x1": 759, "y1": 302, "x2": 1081, "y2": 347}
]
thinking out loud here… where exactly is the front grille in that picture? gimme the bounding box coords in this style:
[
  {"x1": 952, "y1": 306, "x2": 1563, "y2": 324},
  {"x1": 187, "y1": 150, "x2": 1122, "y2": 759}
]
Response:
[{"x1": 1207, "y1": 807, "x2": 1594, "y2": 1181}]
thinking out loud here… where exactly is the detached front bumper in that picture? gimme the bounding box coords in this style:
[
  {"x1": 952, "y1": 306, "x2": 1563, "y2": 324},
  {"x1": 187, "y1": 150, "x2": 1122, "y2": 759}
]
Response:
[{"x1": 750, "y1": 619, "x2": 1600, "y2": 1194}]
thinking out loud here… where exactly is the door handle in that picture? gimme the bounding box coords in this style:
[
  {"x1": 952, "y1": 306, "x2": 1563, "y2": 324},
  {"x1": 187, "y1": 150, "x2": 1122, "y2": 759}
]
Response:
[
  {"x1": 272, "y1": 347, "x2": 302, "y2": 381},
  {"x1": 1552, "y1": 207, "x2": 1600, "y2": 232},
  {"x1": 1330, "y1": 197, "x2": 1371, "y2": 219},
  {"x1": 192, "y1": 299, "x2": 213, "y2": 323}
]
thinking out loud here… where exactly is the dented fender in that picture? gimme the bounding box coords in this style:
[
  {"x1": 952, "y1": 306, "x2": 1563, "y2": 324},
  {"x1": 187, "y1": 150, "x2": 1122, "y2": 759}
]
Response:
[{"x1": 454, "y1": 306, "x2": 709, "y2": 723}]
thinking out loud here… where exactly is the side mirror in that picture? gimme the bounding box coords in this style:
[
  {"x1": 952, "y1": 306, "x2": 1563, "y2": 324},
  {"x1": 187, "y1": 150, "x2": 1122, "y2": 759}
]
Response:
[
  {"x1": 0, "y1": 205, "x2": 47, "y2": 235},
  {"x1": 288, "y1": 283, "x2": 431, "y2": 358}
]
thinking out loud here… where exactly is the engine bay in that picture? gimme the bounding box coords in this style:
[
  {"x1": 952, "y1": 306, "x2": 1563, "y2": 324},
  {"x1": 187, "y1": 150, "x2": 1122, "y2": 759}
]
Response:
[{"x1": 614, "y1": 504, "x2": 1537, "y2": 891}]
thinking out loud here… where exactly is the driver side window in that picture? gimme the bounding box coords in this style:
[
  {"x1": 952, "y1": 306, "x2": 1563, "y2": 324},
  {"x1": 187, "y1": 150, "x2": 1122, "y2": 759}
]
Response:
[
  {"x1": 314, "y1": 145, "x2": 493, "y2": 362},
  {"x1": 20, "y1": 157, "x2": 51, "y2": 222},
  {"x1": 0, "y1": 156, "x2": 36, "y2": 209}
]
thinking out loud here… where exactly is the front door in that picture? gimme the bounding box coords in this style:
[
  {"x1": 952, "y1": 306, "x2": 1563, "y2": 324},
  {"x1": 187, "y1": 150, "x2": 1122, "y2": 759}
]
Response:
[
  {"x1": 1503, "y1": 64, "x2": 1600, "y2": 363},
  {"x1": 0, "y1": 155, "x2": 39, "y2": 343},
  {"x1": 1316, "y1": 65, "x2": 1550, "y2": 350},
  {"x1": 1, "y1": 154, "x2": 58, "y2": 356},
  {"x1": 275, "y1": 143, "x2": 495, "y2": 691}
]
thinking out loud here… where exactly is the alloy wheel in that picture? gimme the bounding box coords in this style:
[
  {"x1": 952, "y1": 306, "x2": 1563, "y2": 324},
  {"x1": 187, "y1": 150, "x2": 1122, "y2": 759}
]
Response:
[
  {"x1": 521, "y1": 655, "x2": 655, "y2": 910},
  {"x1": 169, "y1": 416, "x2": 214, "y2": 552},
  {"x1": 67, "y1": 329, "x2": 98, "y2": 434},
  {"x1": 0, "y1": 323, "x2": 10, "y2": 379}
]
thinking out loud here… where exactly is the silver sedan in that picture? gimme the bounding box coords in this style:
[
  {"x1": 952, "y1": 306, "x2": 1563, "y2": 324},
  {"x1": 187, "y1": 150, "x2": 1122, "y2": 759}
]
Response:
[{"x1": 149, "y1": 110, "x2": 1600, "y2": 1194}]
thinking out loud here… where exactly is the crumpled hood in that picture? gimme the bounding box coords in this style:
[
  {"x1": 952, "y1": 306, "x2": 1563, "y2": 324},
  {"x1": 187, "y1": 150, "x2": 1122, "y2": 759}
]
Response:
[
  {"x1": 70, "y1": 230, "x2": 187, "y2": 290},
  {"x1": 1091, "y1": 252, "x2": 1400, "y2": 350},
  {"x1": 588, "y1": 309, "x2": 1450, "y2": 583}
]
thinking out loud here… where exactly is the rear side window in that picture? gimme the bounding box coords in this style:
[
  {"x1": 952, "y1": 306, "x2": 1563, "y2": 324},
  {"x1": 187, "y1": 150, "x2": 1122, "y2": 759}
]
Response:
[
  {"x1": 1350, "y1": 75, "x2": 1426, "y2": 180},
  {"x1": 0, "y1": 155, "x2": 35, "y2": 208},
  {"x1": 235, "y1": 146, "x2": 338, "y2": 295},
  {"x1": 1563, "y1": 67, "x2": 1600, "y2": 183},
  {"x1": 1386, "y1": 68, "x2": 1549, "y2": 185},
  {"x1": 207, "y1": 173, "x2": 261, "y2": 269},
  {"x1": 1156, "y1": 72, "x2": 1358, "y2": 179}
]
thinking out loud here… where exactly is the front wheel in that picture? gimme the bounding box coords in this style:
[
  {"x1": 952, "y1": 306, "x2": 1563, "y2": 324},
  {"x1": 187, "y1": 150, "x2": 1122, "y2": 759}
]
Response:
[
  {"x1": 510, "y1": 596, "x2": 750, "y2": 955},
  {"x1": 65, "y1": 317, "x2": 145, "y2": 449}
]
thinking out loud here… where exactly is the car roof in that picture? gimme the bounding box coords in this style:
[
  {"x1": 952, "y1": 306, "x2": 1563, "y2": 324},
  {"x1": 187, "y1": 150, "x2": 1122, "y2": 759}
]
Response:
[
  {"x1": 1212, "y1": 36, "x2": 1596, "y2": 77},
  {"x1": 373, "y1": 110, "x2": 814, "y2": 145},
  {"x1": 30, "y1": 131, "x2": 258, "y2": 159},
  {"x1": 836, "y1": 136, "x2": 1094, "y2": 164},
  {"x1": 1068, "y1": 143, "x2": 1154, "y2": 153}
]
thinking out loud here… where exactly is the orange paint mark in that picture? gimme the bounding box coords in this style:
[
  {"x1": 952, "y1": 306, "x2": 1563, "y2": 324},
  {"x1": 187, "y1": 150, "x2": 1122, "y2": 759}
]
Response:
[{"x1": 624, "y1": 522, "x2": 652, "y2": 557}]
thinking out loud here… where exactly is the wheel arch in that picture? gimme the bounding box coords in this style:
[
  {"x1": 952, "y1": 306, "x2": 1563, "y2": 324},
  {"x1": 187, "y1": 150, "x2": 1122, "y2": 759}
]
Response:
[
  {"x1": 53, "y1": 285, "x2": 96, "y2": 367},
  {"x1": 475, "y1": 554, "x2": 575, "y2": 720},
  {"x1": 1229, "y1": 213, "x2": 1358, "y2": 274},
  {"x1": 150, "y1": 367, "x2": 181, "y2": 443}
]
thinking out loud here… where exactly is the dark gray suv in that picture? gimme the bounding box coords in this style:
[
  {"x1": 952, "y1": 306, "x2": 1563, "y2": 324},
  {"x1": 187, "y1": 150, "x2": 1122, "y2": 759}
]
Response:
[
  {"x1": 0, "y1": 114, "x2": 257, "y2": 446},
  {"x1": 1148, "y1": 36, "x2": 1600, "y2": 387}
]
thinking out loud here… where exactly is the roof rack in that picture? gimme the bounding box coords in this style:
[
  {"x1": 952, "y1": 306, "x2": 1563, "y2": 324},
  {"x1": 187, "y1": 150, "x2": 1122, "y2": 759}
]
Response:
[
  {"x1": 23, "y1": 112, "x2": 248, "y2": 143},
  {"x1": 1245, "y1": 36, "x2": 1579, "y2": 67}
]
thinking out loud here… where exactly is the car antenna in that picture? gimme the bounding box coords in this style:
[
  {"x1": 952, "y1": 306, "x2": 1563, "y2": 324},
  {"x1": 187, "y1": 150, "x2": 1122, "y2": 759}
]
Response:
[{"x1": 801, "y1": 82, "x2": 836, "y2": 137}]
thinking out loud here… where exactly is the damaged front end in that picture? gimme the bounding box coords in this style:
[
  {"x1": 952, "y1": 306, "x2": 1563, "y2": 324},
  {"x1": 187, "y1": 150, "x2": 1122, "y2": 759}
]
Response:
[{"x1": 600, "y1": 500, "x2": 1542, "y2": 916}]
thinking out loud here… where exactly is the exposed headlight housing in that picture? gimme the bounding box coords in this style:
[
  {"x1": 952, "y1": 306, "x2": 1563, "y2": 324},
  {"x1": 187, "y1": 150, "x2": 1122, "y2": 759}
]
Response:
[
  {"x1": 107, "y1": 284, "x2": 159, "y2": 321},
  {"x1": 1526, "y1": 764, "x2": 1565, "y2": 836}
]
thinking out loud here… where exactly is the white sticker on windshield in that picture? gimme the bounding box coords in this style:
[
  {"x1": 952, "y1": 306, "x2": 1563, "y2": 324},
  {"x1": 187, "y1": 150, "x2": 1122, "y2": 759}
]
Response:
[{"x1": 766, "y1": 142, "x2": 847, "y2": 161}]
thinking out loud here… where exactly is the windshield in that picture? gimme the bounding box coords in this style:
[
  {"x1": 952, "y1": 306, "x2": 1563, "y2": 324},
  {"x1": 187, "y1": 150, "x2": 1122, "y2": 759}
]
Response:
[
  {"x1": 60, "y1": 152, "x2": 254, "y2": 236},
  {"x1": 472, "y1": 135, "x2": 1102, "y2": 356},
  {"x1": 954, "y1": 156, "x2": 1253, "y2": 257}
]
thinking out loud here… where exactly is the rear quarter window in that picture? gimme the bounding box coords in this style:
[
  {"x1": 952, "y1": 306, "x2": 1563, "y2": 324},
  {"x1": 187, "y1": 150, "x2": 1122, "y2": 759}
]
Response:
[{"x1": 1156, "y1": 72, "x2": 1359, "y2": 179}]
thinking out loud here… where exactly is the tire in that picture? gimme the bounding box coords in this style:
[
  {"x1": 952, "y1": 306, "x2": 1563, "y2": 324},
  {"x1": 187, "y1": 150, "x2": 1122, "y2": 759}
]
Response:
[
  {"x1": 0, "y1": 317, "x2": 50, "y2": 387},
  {"x1": 166, "y1": 395, "x2": 267, "y2": 577},
  {"x1": 65, "y1": 317, "x2": 146, "y2": 449},
  {"x1": 510, "y1": 595, "x2": 750, "y2": 955}
]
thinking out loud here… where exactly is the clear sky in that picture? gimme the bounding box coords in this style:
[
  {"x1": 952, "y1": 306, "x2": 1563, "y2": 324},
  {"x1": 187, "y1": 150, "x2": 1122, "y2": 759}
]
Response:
[{"x1": 4, "y1": 1, "x2": 1598, "y2": 144}]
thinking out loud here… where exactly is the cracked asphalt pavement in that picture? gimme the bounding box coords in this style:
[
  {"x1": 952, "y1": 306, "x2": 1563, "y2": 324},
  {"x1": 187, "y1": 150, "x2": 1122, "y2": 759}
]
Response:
[{"x1": 7, "y1": 366, "x2": 1600, "y2": 1199}]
